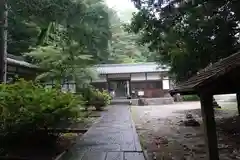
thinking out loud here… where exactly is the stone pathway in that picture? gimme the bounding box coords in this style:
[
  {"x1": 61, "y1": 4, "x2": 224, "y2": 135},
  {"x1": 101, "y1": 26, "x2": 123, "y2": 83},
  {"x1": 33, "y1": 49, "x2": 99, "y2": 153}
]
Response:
[{"x1": 60, "y1": 105, "x2": 145, "y2": 160}]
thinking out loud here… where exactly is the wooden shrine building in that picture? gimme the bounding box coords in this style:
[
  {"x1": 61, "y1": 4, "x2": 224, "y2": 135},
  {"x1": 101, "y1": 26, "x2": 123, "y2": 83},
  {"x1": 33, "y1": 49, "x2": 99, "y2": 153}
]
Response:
[
  {"x1": 91, "y1": 63, "x2": 172, "y2": 98},
  {"x1": 169, "y1": 51, "x2": 240, "y2": 160}
]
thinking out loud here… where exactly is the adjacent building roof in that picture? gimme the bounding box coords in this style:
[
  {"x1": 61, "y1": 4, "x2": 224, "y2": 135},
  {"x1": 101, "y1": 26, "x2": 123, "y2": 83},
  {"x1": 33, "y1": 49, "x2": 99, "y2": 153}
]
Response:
[
  {"x1": 7, "y1": 54, "x2": 39, "y2": 69},
  {"x1": 93, "y1": 63, "x2": 169, "y2": 74},
  {"x1": 7, "y1": 58, "x2": 39, "y2": 69},
  {"x1": 170, "y1": 51, "x2": 240, "y2": 95}
]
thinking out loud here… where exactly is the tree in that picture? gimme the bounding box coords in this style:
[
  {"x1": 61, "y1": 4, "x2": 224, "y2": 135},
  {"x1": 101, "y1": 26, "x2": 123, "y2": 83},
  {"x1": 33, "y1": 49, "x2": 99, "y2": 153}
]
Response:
[
  {"x1": 107, "y1": 8, "x2": 155, "y2": 63},
  {"x1": 8, "y1": 0, "x2": 112, "y2": 64},
  {"x1": 7, "y1": 0, "x2": 70, "y2": 55},
  {"x1": 22, "y1": 0, "x2": 112, "y2": 87},
  {"x1": 129, "y1": 0, "x2": 240, "y2": 81},
  {"x1": 0, "y1": 0, "x2": 7, "y2": 82}
]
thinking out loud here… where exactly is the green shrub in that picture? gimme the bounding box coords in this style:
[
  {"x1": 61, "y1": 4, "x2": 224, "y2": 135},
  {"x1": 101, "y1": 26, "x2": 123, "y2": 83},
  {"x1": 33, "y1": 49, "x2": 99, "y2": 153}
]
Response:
[
  {"x1": 182, "y1": 95, "x2": 200, "y2": 101},
  {"x1": 79, "y1": 86, "x2": 95, "y2": 109},
  {"x1": 0, "y1": 79, "x2": 83, "y2": 137},
  {"x1": 80, "y1": 86, "x2": 111, "y2": 111}
]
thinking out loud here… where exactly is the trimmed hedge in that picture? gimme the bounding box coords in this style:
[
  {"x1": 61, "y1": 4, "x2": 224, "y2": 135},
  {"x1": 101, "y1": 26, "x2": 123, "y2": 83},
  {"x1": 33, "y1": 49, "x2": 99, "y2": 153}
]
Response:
[{"x1": 182, "y1": 95, "x2": 200, "y2": 101}]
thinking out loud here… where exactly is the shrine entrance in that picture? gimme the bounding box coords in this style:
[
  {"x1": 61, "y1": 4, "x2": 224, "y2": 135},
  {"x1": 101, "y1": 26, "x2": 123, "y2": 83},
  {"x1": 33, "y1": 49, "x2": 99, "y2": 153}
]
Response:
[{"x1": 108, "y1": 80, "x2": 130, "y2": 98}]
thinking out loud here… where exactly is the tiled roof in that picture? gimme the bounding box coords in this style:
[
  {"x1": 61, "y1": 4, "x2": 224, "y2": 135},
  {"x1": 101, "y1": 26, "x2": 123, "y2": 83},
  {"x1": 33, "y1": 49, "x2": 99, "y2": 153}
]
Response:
[
  {"x1": 93, "y1": 63, "x2": 169, "y2": 74},
  {"x1": 7, "y1": 54, "x2": 25, "y2": 61},
  {"x1": 5, "y1": 54, "x2": 39, "y2": 68},
  {"x1": 170, "y1": 51, "x2": 240, "y2": 95}
]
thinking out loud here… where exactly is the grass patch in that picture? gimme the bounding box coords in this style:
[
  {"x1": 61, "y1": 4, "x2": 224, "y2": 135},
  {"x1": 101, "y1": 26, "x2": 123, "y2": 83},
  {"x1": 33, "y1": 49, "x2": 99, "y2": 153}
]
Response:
[{"x1": 138, "y1": 134, "x2": 148, "y2": 150}]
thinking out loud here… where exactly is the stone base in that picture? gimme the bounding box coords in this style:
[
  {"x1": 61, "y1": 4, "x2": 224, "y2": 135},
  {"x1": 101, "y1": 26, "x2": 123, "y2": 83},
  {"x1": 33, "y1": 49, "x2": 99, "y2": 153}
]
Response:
[
  {"x1": 131, "y1": 97, "x2": 174, "y2": 106},
  {"x1": 110, "y1": 97, "x2": 174, "y2": 106},
  {"x1": 110, "y1": 99, "x2": 131, "y2": 105},
  {"x1": 138, "y1": 98, "x2": 148, "y2": 106}
]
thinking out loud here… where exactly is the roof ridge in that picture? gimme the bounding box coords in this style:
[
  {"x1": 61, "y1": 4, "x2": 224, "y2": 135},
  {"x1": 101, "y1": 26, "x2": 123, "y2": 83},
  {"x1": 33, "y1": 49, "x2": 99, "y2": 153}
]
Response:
[
  {"x1": 171, "y1": 50, "x2": 240, "y2": 95},
  {"x1": 95, "y1": 62, "x2": 159, "y2": 67},
  {"x1": 198, "y1": 51, "x2": 240, "y2": 74},
  {"x1": 7, "y1": 57, "x2": 38, "y2": 68}
]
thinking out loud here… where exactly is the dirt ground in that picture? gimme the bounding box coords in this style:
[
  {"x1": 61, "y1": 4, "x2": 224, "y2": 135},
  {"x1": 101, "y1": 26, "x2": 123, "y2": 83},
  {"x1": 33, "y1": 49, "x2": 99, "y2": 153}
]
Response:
[{"x1": 131, "y1": 101, "x2": 240, "y2": 160}]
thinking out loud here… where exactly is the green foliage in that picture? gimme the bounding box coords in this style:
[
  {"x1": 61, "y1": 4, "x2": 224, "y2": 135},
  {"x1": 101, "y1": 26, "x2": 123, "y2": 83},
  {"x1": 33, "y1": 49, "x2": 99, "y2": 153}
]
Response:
[
  {"x1": 0, "y1": 79, "x2": 83, "y2": 135},
  {"x1": 8, "y1": 0, "x2": 153, "y2": 66},
  {"x1": 25, "y1": 44, "x2": 93, "y2": 81},
  {"x1": 8, "y1": 0, "x2": 112, "y2": 63},
  {"x1": 80, "y1": 86, "x2": 111, "y2": 110},
  {"x1": 107, "y1": 8, "x2": 155, "y2": 63},
  {"x1": 79, "y1": 86, "x2": 95, "y2": 108},
  {"x1": 182, "y1": 95, "x2": 200, "y2": 102},
  {"x1": 90, "y1": 89, "x2": 111, "y2": 110},
  {"x1": 17, "y1": 0, "x2": 111, "y2": 87},
  {"x1": 129, "y1": 0, "x2": 240, "y2": 81}
]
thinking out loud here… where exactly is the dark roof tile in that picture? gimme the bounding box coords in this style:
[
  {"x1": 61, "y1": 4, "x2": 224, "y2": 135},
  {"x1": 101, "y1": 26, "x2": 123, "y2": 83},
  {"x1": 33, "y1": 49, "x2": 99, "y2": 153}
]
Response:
[{"x1": 171, "y1": 51, "x2": 240, "y2": 94}]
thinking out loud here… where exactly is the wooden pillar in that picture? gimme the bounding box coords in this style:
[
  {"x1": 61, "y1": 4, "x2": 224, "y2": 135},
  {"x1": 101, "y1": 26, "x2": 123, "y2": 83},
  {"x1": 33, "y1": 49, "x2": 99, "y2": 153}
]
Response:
[
  {"x1": 106, "y1": 74, "x2": 109, "y2": 91},
  {"x1": 237, "y1": 93, "x2": 240, "y2": 115},
  {"x1": 200, "y1": 94, "x2": 219, "y2": 160},
  {"x1": 129, "y1": 74, "x2": 132, "y2": 98},
  {"x1": 126, "y1": 80, "x2": 130, "y2": 96}
]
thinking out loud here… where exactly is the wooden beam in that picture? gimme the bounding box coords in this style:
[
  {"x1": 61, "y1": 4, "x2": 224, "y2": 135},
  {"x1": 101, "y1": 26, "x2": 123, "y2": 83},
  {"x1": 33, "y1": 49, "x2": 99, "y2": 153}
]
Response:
[
  {"x1": 237, "y1": 93, "x2": 240, "y2": 116},
  {"x1": 200, "y1": 94, "x2": 219, "y2": 160}
]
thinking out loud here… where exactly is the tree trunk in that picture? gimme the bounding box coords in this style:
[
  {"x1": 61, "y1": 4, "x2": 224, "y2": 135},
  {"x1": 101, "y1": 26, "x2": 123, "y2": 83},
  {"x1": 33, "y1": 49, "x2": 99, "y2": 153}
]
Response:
[
  {"x1": 0, "y1": 0, "x2": 7, "y2": 83},
  {"x1": 36, "y1": 23, "x2": 53, "y2": 45},
  {"x1": 236, "y1": 93, "x2": 240, "y2": 115}
]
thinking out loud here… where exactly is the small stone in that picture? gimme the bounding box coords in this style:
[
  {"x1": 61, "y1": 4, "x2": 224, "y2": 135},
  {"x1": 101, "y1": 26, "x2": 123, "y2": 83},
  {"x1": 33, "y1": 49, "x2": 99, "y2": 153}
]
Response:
[
  {"x1": 184, "y1": 119, "x2": 200, "y2": 127},
  {"x1": 161, "y1": 139, "x2": 169, "y2": 145},
  {"x1": 186, "y1": 113, "x2": 193, "y2": 119},
  {"x1": 183, "y1": 144, "x2": 190, "y2": 151},
  {"x1": 184, "y1": 133, "x2": 193, "y2": 138},
  {"x1": 192, "y1": 147, "x2": 206, "y2": 154},
  {"x1": 218, "y1": 144, "x2": 229, "y2": 150}
]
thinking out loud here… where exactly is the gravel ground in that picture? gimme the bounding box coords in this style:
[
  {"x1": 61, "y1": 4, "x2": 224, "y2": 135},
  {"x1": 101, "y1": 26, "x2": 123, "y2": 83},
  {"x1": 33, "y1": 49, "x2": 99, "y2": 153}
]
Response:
[{"x1": 131, "y1": 101, "x2": 240, "y2": 160}]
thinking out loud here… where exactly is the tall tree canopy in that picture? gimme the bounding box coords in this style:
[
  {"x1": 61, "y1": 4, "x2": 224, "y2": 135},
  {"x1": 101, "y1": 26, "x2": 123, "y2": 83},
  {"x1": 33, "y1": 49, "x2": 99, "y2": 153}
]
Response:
[
  {"x1": 8, "y1": 0, "x2": 111, "y2": 64},
  {"x1": 8, "y1": 0, "x2": 154, "y2": 65},
  {"x1": 107, "y1": 8, "x2": 155, "y2": 63},
  {"x1": 129, "y1": 0, "x2": 240, "y2": 81},
  {"x1": 7, "y1": 0, "x2": 112, "y2": 86}
]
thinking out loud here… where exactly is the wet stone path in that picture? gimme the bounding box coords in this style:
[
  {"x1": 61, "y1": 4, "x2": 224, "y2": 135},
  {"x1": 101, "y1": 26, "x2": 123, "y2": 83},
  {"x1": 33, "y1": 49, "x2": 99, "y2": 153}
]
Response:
[{"x1": 60, "y1": 105, "x2": 145, "y2": 160}]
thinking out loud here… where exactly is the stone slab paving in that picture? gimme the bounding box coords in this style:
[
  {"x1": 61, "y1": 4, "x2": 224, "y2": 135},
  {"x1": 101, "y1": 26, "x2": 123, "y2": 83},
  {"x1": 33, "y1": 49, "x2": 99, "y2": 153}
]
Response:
[{"x1": 60, "y1": 105, "x2": 145, "y2": 160}]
